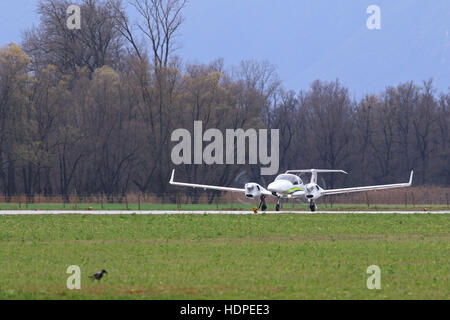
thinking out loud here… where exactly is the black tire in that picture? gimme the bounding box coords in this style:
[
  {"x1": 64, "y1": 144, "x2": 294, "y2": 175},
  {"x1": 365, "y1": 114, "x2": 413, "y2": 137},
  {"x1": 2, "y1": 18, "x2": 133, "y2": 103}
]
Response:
[
  {"x1": 310, "y1": 204, "x2": 316, "y2": 212},
  {"x1": 276, "y1": 203, "x2": 280, "y2": 211},
  {"x1": 262, "y1": 204, "x2": 267, "y2": 211}
]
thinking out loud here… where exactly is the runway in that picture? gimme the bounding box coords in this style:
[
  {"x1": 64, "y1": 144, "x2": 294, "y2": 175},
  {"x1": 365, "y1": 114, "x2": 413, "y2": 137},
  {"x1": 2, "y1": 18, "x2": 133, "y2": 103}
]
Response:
[{"x1": 0, "y1": 210, "x2": 449, "y2": 215}]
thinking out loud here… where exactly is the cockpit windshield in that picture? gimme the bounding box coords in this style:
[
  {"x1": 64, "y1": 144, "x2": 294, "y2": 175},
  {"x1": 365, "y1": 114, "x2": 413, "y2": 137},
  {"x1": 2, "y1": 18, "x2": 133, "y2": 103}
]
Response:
[{"x1": 275, "y1": 174, "x2": 302, "y2": 185}]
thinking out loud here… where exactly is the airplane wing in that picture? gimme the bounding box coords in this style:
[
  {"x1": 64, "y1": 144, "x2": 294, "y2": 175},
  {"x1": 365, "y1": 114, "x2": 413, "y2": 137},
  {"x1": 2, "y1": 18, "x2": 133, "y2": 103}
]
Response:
[
  {"x1": 321, "y1": 171, "x2": 413, "y2": 196},
  {"x1": 169, "y1": 169, "x2": 245, "y2": 193}
]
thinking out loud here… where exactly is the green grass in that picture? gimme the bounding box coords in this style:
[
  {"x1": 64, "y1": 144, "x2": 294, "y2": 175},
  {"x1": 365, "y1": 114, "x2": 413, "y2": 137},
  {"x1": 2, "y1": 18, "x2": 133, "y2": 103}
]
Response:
[
  {"x1": 0, "y1": 202, "x2": 448, "y2": 211},
  {"x1": 0, "y1": 213, "x2": 448, "y2": 299}
]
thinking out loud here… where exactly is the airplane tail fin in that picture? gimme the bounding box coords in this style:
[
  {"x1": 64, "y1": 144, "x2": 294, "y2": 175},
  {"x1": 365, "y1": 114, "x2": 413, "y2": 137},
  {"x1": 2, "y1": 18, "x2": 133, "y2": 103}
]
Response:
[{"x1": 285, "y1": 169, "x2": 348, "y2": 184}]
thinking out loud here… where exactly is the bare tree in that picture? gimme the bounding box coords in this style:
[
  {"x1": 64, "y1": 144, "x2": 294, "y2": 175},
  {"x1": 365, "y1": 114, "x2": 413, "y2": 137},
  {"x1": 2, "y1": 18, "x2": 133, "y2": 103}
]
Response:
[
  {"x1": 436, "y1": 91, "x2": 450, "y2": 184},
  {"x1": 389, "y1": 82, "x2": 419, "y2": 173},
  {"x1": 412, "y1": 80, "x2": 438, "y2": 184},
  {"x1": 353, "y1": 95, "x2": 376, "y2": 184},
  {"x1": 132, "y1": 0, "x2": 187, "y2": 68},
  {"x1": 302, "y1": 80, "x2": 354, "y2": 188},
  {"x1": 108, "y1": 0, "x2": 145, "y2": 61},
  {"x1": 369, "y1": 93, "x2": 396, "y2": 181},
  {"x1": 22, "y1": 0, "x2": 124, "y2": 75}
]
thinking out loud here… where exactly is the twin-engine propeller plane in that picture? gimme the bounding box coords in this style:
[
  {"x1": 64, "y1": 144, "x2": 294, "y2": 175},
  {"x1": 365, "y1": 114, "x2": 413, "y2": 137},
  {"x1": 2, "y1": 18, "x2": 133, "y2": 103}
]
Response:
[{"x1": 169, "y1": 169, "x2": 414, "y2": 212}]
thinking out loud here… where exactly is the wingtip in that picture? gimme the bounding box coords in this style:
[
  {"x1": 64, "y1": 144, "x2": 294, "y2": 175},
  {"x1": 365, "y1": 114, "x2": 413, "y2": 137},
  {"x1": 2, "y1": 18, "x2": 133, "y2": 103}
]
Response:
[{"x1": 170, "y1": 169, "x2": 175, "y2": 184}]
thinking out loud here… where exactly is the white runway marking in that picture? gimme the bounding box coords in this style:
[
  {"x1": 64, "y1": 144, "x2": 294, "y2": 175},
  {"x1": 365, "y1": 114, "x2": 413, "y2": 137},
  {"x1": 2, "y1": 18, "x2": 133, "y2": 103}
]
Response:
[{"x1": 0, "y1": 210, "x2": 448, "y2": 215}]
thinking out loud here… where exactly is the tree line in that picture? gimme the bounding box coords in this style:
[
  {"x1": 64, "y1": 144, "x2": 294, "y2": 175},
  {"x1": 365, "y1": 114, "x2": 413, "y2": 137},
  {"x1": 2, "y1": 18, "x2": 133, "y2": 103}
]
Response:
[{"x1": 0, "y1": 0, "x2": 448, "y2": 199}]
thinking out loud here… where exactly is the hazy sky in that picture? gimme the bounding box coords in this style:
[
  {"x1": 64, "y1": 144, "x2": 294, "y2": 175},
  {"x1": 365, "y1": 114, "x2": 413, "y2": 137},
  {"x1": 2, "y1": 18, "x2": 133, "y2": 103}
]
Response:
[{"x1": 1, "y1": 0, "x2": 449, "y2": 98}]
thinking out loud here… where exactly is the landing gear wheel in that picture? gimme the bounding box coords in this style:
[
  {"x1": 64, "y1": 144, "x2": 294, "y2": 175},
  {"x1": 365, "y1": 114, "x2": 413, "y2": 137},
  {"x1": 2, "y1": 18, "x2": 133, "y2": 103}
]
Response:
[
  {"x1": 275, "y1": 197, "x2": 281, "y2": 211},
  {"x1": 309, "y1": 202, "x2": 317, "y2": 212},
  {"x1": 259, "y1": 195, "x2": 267, "y2": 212}
]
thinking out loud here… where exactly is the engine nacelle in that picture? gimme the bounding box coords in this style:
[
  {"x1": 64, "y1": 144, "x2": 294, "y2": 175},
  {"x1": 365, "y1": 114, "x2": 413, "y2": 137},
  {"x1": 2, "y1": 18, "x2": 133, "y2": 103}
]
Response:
[
  {"x1": 245, "y1": 183, "x2": 263, "y2": 198},
  {"x1": 305, "y1": 183, "x2": 321, "y2": 199}
]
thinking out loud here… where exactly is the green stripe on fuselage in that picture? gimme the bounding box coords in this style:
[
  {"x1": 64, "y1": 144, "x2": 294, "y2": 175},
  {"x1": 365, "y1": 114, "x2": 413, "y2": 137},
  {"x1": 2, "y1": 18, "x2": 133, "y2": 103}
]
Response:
[{"x1": 283, "y1": 187, "x2": 304, "y2": 194}]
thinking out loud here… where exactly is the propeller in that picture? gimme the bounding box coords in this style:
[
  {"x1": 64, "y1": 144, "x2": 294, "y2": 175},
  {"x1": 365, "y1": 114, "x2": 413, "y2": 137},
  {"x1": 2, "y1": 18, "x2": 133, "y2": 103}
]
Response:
[
  {"x1": 234, "y1": 170, "x2": 252, "y2": 204},
  {"x1": 234, "y1": 169, "x2": 269, "y2": 206}
]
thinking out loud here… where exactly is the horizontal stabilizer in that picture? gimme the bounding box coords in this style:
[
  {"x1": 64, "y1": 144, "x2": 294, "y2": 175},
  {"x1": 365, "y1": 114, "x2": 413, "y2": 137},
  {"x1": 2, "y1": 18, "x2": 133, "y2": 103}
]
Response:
[
  {"x1": 285, "y1": 169, "x2": 348, "y2": 174},
  {"x1": 285, "y1": 169, "x2": 347, "y2": 184}
]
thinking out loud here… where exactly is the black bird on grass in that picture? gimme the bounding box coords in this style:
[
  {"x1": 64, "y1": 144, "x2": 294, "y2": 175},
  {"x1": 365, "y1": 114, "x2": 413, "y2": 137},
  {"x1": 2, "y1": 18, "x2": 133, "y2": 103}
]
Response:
[{"x1": 89, "y1": 269, "x2": 108, "y2": 280}]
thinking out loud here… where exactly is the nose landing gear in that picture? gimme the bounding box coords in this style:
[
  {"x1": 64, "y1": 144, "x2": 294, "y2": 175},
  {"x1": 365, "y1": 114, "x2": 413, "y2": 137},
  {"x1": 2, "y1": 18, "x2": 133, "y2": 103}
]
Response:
[
  {"x1": 309, "y1": 200, "x2": 317, "y2": 212},
  {"x1": 276, "y1": 197, "x2": 281, "y2": 211}
]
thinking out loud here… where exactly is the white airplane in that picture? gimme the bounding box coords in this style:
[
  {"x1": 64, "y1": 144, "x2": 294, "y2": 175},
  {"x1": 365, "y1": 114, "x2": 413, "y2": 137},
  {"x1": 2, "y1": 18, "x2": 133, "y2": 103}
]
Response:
[{"x1": 169, "y1": 169, "x2": 414, "y2": 212}]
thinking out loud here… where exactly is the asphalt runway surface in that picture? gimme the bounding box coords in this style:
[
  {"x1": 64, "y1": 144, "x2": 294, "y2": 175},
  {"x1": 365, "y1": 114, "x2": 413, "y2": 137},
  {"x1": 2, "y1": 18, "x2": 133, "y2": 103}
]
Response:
[{"x1": 0, "y1": 210, "x2": 448, "y2": 215}]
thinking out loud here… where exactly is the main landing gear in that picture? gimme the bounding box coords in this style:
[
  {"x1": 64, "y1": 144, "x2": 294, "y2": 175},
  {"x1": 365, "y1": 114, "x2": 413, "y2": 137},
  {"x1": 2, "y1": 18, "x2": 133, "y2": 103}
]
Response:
[
  {"x1": 256, "y1": 195, "x2": 281, "y2": 212},
  {"x1": 258, "y1": 195, "x2": 267, "y2": 212}
]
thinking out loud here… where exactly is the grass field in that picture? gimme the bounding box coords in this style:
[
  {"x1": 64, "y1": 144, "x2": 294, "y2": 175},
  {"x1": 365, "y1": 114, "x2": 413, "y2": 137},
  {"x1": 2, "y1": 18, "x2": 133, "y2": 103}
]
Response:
[{"x1": 0, "y1": 213, "x2": 448, "y2": 299}]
